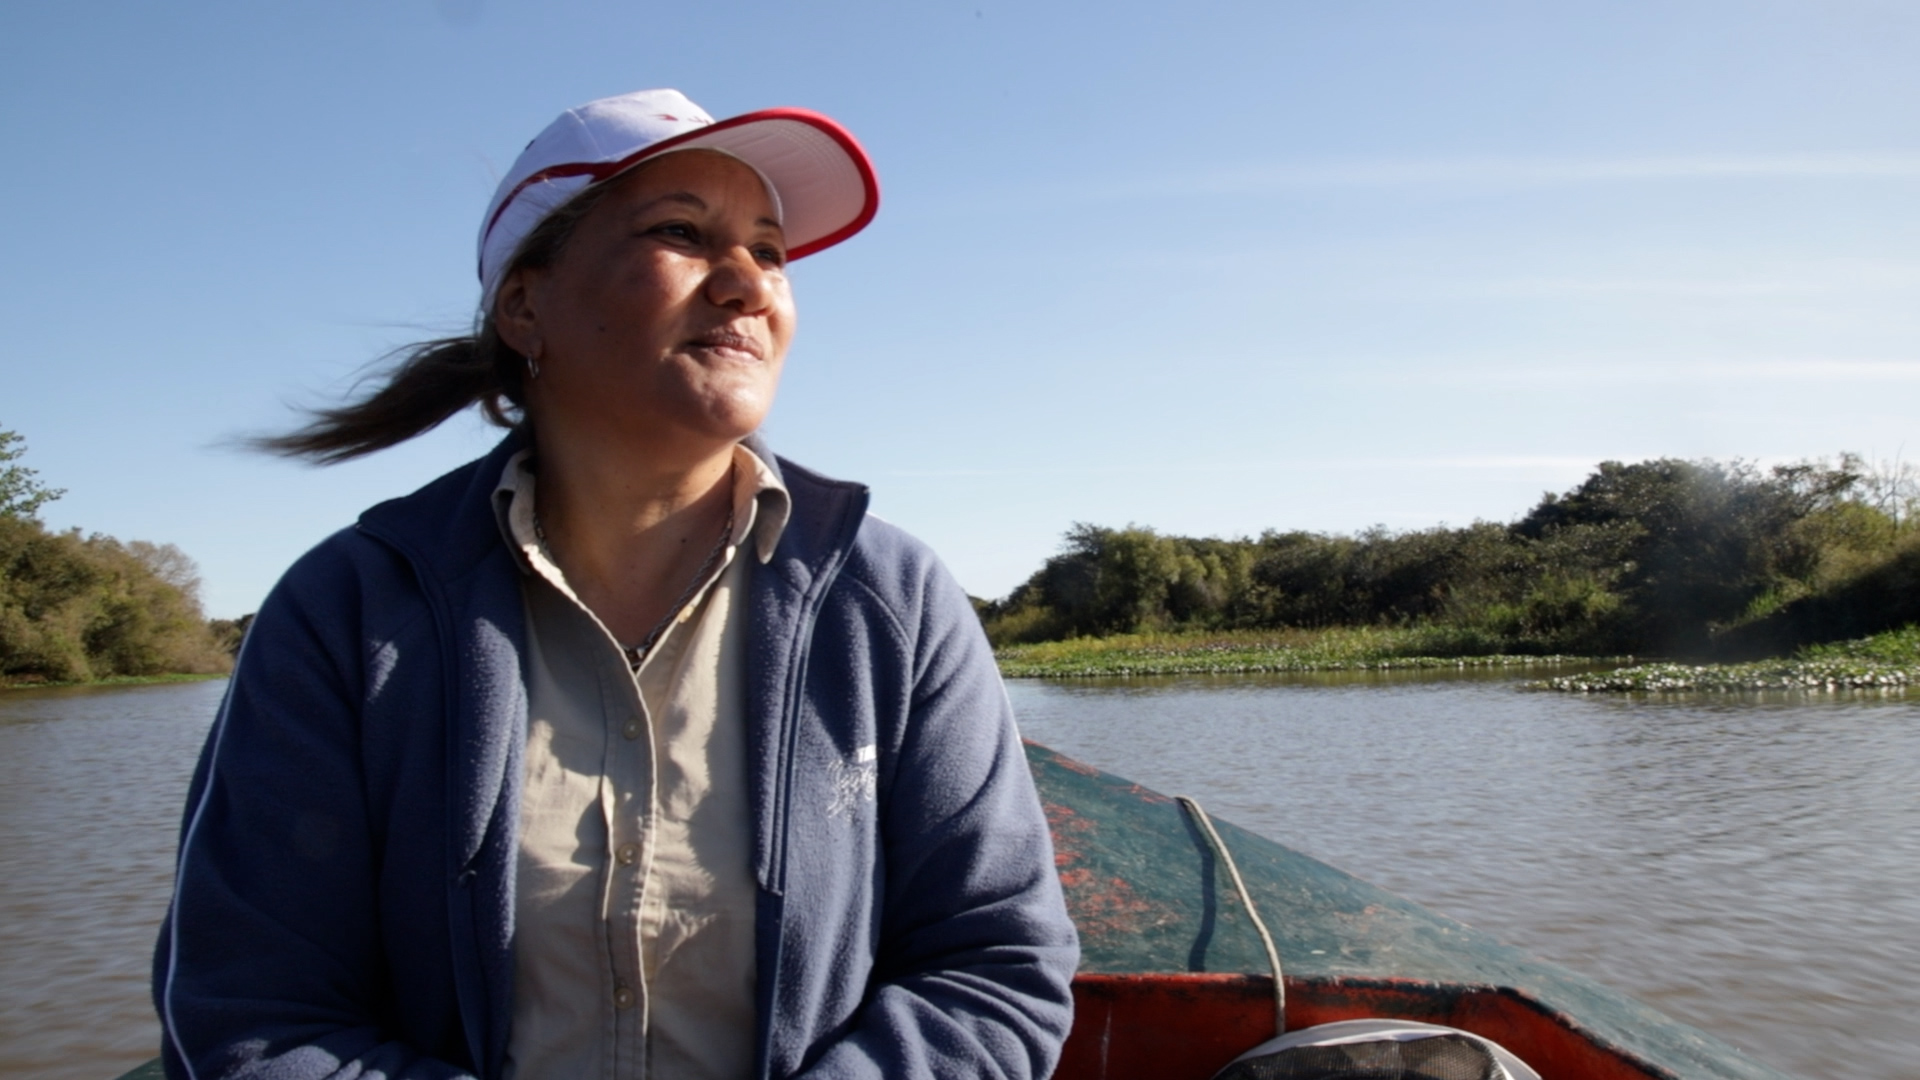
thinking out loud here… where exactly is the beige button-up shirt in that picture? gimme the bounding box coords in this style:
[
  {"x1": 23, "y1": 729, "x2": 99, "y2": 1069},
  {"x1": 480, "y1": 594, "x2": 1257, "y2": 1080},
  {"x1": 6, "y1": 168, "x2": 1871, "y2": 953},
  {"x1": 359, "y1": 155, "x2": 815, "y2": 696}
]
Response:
[{"x1": 493, "y1": 445, "x2": 791, "y2": 1080}]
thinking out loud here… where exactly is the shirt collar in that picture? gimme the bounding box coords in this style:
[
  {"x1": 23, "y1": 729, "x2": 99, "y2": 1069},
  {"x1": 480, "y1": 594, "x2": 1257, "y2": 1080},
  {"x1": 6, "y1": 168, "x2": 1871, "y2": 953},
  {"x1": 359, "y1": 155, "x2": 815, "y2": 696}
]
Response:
[
  {"x1": 732, "y1": 442, "x2": 790, "y2": 565},
  {"x1": 492, "y1": 443, "x2": 793, "y2": 576}
]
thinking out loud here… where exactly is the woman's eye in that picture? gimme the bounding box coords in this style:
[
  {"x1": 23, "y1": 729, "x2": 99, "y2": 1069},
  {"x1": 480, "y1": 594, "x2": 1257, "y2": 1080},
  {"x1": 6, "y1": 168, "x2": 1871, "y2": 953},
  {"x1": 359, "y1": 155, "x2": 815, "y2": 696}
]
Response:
[
  {"x1": 649, "y1": 222, "x2": 697, "y2": 242},
  {"x1": 754, "y1": 245, "x2": 788, "y2": 267}
]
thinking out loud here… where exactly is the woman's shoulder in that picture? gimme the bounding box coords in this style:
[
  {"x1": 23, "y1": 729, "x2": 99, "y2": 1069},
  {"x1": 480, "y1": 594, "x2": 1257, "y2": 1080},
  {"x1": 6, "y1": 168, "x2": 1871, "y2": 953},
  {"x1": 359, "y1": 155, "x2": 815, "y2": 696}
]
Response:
[
  {"x1": 257, "y1": 438, "x2": 525, "y2": 648},
  {"x1": 777, "y1": 463, "x2": 974, "y2": 642},
  {"x1": 771, "y1": 454, "x2": 946, "y2": 584},
  {"x1": 252, "y1": 523, "x2": 431, "y2": 649}
]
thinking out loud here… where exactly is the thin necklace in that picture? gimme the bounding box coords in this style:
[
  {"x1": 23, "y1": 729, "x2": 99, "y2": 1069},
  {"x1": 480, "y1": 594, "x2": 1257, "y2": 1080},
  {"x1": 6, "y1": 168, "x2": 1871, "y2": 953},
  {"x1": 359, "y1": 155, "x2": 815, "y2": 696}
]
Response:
[{"x1": 534, "y1": 472, "x2": 738, "y2": 672}]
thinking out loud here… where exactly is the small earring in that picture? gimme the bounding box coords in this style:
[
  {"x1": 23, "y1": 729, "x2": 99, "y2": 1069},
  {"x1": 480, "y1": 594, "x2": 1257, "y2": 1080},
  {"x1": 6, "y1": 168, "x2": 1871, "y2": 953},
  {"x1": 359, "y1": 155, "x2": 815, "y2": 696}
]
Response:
[{"x1": 524, "y1": 352, "x2": 541, "y2": 381}]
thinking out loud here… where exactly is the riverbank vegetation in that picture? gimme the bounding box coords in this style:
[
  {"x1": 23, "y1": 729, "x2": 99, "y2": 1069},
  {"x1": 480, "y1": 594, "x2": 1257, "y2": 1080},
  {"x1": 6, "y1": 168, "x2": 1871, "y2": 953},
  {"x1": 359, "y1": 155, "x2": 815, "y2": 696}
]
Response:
[
  {"x1": 1, "y1": 427, "x2": 233, "y2": 687},
  {"x1": 996, "y1": 625, "x2": 1613, "y2": 679},
  {"x1": 983, "y1": 454, "x2": 1920, "y2": 669}
]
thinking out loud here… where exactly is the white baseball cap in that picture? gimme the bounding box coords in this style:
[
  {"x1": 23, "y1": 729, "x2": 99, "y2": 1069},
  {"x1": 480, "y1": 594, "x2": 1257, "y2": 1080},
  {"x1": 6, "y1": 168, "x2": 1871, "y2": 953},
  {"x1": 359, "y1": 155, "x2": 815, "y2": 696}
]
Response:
[{"x1": 477, "y1": 88, "x2": 879, "y2": 314}]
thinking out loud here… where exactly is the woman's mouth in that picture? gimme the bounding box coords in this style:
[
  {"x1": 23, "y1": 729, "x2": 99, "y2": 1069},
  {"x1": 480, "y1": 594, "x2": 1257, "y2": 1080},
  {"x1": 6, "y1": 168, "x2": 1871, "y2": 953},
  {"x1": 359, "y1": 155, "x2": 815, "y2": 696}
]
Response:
[{"x1": 688, "y1": 329, "x2": 764, "y2": 361}]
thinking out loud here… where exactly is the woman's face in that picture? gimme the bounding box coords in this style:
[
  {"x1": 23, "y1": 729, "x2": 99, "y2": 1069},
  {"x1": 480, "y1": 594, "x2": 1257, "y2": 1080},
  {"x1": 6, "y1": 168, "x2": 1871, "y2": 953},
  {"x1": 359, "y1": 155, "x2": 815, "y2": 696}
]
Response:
[{"x1": 502, "y1": 150, "x2": 795, "y2": 457}]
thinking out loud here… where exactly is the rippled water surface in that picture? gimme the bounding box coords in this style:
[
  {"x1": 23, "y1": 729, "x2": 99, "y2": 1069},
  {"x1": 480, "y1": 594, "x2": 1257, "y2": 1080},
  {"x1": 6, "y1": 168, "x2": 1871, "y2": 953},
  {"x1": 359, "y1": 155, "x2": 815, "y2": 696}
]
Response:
[
  {"x1": 6, "y1": 675, "x2": 1917, "y2": 1079},
  {"x1": 1009, "y1": 671, "x2": 1920, "y2": 1080},
  {"x1": 0, "y1": 680, "x2": 223, "y2": 1080}
]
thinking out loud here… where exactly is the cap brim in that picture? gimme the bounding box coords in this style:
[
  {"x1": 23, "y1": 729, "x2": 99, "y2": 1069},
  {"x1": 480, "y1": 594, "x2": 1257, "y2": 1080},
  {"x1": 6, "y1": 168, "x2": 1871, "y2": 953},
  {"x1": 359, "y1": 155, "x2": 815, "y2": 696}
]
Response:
[
  {"x1": 652, "y1": 108, "x2": 880, "y2": 260},
  {"x1": 486, "y1": 107, "x2": 878, "y2": 262}
]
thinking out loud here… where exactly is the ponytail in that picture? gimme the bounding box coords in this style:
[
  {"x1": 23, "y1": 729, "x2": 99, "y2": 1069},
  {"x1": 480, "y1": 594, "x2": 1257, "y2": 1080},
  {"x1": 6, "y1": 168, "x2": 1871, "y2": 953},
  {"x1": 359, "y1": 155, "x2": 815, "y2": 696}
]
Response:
[
  {"x1": 255, "y1": 178, "x2": 616, "y2": 464},
  {"x1": 249, "y1": 326, "x2": 525, "y2": 464}
]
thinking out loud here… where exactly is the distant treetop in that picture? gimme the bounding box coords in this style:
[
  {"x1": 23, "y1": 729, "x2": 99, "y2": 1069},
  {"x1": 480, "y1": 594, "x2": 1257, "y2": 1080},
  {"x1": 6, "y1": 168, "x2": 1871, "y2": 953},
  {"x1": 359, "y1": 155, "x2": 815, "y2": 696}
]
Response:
[{"x1": 0, "y1": 426, "x2": 65, "y2": 521}]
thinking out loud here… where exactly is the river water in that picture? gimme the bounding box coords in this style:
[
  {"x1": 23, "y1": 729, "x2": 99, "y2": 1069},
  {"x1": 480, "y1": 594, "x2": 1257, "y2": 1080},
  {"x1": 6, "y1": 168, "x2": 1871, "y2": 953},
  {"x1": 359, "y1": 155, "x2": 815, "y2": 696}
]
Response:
[
  {"x1": 0, "y1": 680, "x2": 223, "y2": 1080},
  {"x1": 3, "y1": 674, "x2": 1915, "y2": 1079}
]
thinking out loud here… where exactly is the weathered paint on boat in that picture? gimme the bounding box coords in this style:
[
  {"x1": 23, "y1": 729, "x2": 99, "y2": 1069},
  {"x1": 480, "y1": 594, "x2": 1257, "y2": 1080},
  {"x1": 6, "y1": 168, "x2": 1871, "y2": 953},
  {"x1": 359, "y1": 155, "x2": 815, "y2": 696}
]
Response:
[
  {"x1": 1029, "y1": 740, "x2": 1797, "y2": 1080},
  {"x1": 113, "y1": 742, "x2": 1797, "y2": 1080}
]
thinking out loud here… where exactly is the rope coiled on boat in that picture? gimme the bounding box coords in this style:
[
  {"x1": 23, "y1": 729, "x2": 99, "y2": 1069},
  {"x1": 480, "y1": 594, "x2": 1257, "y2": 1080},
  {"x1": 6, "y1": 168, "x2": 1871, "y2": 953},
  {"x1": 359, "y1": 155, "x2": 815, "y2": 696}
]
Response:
[{"x1": 1175, "y1": 795, "x2": 1286, "y2": 1037}]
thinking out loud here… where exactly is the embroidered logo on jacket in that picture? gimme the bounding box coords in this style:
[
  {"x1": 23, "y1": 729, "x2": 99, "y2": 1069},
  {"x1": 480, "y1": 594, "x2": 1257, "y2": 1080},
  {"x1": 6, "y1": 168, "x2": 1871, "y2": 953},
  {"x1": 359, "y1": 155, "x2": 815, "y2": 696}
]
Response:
[{"x1": 826, "y1": 744, "x2": 878, "y2": 818}]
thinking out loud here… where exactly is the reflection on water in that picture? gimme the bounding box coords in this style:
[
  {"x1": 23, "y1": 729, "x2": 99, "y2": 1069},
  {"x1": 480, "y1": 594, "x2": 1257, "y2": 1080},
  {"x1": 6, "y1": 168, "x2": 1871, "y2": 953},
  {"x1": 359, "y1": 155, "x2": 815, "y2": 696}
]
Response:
[
  {"x1": 6, "y1": 674, "x2": 1915, "y2": 1080},
  {"x1": 1009, "y1": 674, "x2": 1920, "y2": 1080},
  {"x1": 0, "y1": 680, "x2": 224, "y2": 1080}
]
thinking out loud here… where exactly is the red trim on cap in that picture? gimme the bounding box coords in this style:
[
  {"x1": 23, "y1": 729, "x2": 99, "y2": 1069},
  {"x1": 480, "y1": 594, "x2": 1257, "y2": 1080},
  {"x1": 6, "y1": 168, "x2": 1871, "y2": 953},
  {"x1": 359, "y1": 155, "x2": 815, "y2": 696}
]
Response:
[
  {"x1": 763, "y1": 110, "x2": 882, "y2": 260},
  {"x1": 481, "y1": 107, "x2": 880, "y2": 262},
  {"x1": 481, "y1": 161, "x2": 609, "y2": 247}
]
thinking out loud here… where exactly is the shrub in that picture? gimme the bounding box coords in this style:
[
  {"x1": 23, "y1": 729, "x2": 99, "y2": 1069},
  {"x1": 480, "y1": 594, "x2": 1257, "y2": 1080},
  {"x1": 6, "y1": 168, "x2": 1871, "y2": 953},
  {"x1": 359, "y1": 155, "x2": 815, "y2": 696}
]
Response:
[{"x1": 0, "y1": 515, "x2": 231, "y2": 684}]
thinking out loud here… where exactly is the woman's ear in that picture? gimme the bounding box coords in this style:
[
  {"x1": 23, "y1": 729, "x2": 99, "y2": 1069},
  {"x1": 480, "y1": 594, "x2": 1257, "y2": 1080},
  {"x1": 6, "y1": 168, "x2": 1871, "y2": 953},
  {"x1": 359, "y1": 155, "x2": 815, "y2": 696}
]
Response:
[{"x1": 493, "y1": 268, "x2": 543, "y2": 360}]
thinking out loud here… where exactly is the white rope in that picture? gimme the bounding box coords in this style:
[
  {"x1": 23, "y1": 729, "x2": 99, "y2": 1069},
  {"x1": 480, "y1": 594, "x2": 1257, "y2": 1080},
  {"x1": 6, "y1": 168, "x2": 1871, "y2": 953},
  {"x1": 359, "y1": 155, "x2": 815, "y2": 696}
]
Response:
[{"x1": 1176, "y1": 794, "x2": 1286, "y2": 1036}]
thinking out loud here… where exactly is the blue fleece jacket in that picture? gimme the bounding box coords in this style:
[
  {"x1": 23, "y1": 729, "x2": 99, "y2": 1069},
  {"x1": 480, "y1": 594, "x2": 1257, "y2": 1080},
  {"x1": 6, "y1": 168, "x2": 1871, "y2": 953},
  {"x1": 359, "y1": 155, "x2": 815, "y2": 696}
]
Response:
[{"x1": 152, "y1": 432, "x2": 1079, "y2": 1080}]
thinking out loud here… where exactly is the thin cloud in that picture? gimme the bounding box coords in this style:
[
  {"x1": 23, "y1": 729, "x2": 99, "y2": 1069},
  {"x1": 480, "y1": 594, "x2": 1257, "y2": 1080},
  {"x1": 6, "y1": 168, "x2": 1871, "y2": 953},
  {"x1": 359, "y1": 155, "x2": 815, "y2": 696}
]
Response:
[
  {"x1": 882, "y1": 455, "x2": 1613, "y2": 479},
  {"x1": 1332, "y1": 357, "x2": 1920, "y2": 387},
  {"x1": 1089, "y1": 151, "x2": 1920, "y2": 200},
  {"x1": 1540, "y1": 358, "x2": 1920, "y2": 384},
  {"x1": 1451, "y1": 277, "x2": 1869, "y2": 299},
  {"x1": 1441, "y1": 259, "x2": 1920, "y2": 300}
]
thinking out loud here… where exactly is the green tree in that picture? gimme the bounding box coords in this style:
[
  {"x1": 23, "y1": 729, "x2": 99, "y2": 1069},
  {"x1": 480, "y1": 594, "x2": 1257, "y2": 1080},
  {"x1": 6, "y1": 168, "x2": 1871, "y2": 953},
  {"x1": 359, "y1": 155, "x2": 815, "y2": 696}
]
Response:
[
  {"x1": 0, "y1": 426, "x2": 65, "y2": 520},
  {"x1": 0, "y1": 432, "x2": 232, "y2": 683},
  {"x1": 1514, "y1": 457, "x2": 1862, "y2": 652},
  {"x1": 1, "y1": 518, "x2": 231, "y2": 682}
]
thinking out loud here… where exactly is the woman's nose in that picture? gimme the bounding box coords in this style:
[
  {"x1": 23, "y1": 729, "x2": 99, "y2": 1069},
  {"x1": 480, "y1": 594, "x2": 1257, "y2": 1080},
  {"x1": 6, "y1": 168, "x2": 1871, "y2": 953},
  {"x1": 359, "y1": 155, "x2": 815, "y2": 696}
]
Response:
[{"x1": 706, "y1": 249, "x2": 776, "y2": 313}]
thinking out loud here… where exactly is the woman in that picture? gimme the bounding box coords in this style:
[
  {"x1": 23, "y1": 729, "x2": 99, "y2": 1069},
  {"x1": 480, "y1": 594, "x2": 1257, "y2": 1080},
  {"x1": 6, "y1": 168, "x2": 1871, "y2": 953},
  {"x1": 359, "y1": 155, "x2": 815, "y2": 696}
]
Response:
[{"x1": 153, "y1": 89, "x2": 1078, "y2": 1080}]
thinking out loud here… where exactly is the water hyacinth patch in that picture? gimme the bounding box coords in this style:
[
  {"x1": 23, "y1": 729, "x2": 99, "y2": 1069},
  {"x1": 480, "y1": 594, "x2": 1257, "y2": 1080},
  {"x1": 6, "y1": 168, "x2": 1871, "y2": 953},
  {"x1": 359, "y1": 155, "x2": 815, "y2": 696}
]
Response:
[
  {"x1": 1539, "y1": 660, "x2": 1916, "y2": 693},
  {"x1": 1537, "y1": 626, "x2": 1920, "y2": 693}
]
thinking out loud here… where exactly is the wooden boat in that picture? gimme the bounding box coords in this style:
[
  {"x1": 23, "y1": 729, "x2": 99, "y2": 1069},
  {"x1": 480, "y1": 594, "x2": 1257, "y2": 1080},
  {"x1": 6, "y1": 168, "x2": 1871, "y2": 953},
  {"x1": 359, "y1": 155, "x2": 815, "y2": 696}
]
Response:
[{"x1": 115, "y1": 741, "x2": 1796, "y2": 1080}]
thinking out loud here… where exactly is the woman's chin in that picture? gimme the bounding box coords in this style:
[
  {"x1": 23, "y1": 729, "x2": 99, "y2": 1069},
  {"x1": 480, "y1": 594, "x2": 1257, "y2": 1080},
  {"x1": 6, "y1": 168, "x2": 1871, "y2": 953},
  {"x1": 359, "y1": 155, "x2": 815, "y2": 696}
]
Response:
[
  {"x1": 643, "y1": 402, "x2": 777, "y2": 458},
  {"x1": 681, "y1": 386, "x2": 778, "y2": 442}
]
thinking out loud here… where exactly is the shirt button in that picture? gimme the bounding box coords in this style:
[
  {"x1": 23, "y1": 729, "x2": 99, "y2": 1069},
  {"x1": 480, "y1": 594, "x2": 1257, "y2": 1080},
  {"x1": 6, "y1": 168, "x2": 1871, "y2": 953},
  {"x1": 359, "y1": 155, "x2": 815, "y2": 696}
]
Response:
[
  {"x1": 622, "y1": 722, "x2": 641, "y2": 740},
  {"x1": 614, "y1": 985, "x2": 636, "y2": 1009},
  {"x1": 615, "y1": 844, "x2": 637, "y2": 865}
]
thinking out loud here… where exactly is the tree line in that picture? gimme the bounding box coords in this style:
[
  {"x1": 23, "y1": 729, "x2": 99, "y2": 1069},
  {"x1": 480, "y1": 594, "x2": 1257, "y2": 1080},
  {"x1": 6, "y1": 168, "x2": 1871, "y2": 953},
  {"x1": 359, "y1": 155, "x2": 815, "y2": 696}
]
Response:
[
  {"x1": 11, "y1": 424, "x2": 1919, "y2": 678},
  {"x1": 2, "y1": 427, "x2": 235, "y2": 685},
  {"x1": 981, "y1": 454, "x2": 1920, "y2": 659}
]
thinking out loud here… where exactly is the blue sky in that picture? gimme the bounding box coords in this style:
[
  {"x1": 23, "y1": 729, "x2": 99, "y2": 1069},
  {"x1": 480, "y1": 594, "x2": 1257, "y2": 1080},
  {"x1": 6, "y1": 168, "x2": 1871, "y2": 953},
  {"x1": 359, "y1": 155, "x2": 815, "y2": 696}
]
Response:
[{"x1": 5, "y1": 0, "x2": 1918, "y2": 617}]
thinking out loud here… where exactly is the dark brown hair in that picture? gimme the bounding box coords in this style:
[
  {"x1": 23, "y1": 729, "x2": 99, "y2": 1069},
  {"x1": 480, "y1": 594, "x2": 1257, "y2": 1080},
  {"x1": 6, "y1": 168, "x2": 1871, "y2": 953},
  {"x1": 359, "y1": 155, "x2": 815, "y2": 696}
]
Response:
[{"x1": 254, "y1": 181, "x2": 616, "y2": 464}]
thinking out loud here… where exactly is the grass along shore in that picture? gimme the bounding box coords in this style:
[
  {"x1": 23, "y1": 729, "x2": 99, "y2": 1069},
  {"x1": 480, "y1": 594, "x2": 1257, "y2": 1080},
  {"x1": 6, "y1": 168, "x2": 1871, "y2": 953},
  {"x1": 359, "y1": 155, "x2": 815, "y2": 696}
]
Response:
[
  {"x1": 0, "y1": 671, "x2": 226, "y2": 692},
  {"x1": 994, "y1": 626, "x2": 1618, "y2": 679}
]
